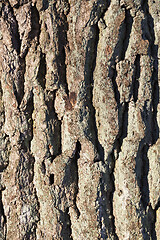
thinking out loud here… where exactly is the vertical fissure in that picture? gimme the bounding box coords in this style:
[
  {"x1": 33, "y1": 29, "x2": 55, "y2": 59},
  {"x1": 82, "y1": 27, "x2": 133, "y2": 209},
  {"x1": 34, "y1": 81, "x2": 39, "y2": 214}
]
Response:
[
  {"x1": 84, "y1": 23, "x2": 105, "y2": 160},
  {"x1": 72, "y1": 141, "x2": 81, "y2": 219},
  {"x1": 109, "y1": 64, "x2": 120, "y2": 107},
  {"x1": 0, "y1": 191, "x2": 7, "y2": 240},
  {"x1": 142, "y1": 0, "x2": 159, "y2": 144},
  {"x1": 132, "y1": 54, "x2": 140, "y2": 103},
  {"x1": 54, "y1": 1, "x2": 70, "y2": 95},
  {"x1": 37, "y1": 52, "x2": 46, "y2": 90},
  {"x1": 30, "y1": 3, "x2": 41, "y2": 45},
  {"x1": 120, "y1": 8, "x2": 133, "y2": 61},
  {"x1": 65, "y1": 207, "x2": 73, "y2": 240},
  {"x1": 3, "y1": 1, "x2": 21, "y2": 54}
]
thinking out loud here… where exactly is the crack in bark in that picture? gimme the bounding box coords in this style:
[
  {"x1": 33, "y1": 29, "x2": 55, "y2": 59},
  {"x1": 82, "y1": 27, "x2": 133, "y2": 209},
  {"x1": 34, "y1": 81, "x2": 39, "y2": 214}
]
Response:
[
  {"x1": 2, "y1": 1, "x2": 21, "y2": 53},
  {"x1": 0, "y1": 0, "x2": 159, "y2": 238},
  {"x1": 65, "y1": 207, "x2": 73, "y2": 240},
  {"x1": 142, "y1": 0, "x2": 159, "y2": 144},
  {"x1": 37, "y1": 52, "x2": 46, "y2": 90},
  {"x1": 109, "y1": 64, "x2": 120, "y2": 107},
  {"x1": 85, "y1": 0, "x2": 111, "y2": 27},
  {"x1": 52, "y1": 0, "x2": 70, "y2": 94},
  {"x1": 83, "y1": 23, "x2": 105, "y2": 161},
  {"x1": 120, "y1": 8, "x2": 133, "y2": 60},
  {"x1": 136, "y1": 3, "x2": 159, "y2": 238},
  {"x1": 132, "y1": 54, "x2": 140, "y2": 103},
  {"x1": 30, "y1": 4, "x2": 41, "y2": 45},
  {"x1": 0, "y1": 191, "x2": 7, "y2": 240},
  {"x1": 1, "y1": 2, "x2": 26, "y2": 106},
  {"x1": 72, "y1": 141, "x2": 81, "y2": 219}
]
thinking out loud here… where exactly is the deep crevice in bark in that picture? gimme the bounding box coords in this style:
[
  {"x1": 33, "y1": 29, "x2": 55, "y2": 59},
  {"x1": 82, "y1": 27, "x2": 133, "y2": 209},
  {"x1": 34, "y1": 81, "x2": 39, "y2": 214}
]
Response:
[
  {"x1": 0, "y1": 1, "x2": 159, "y2": 238},
  {"x1": 148, "y1": 204, "x2": 157, "y2": 240},
  {"x1": 41, "y1": 160, "x2": 46, "y2": 175},
  {"x1": 30, "y1": 4, "x2": 41, "y2": 44},
  {"x1": 42, "y1": 0, "x2": 49, "y2": 11},
  {"x1": 109, "y1": 63, "x2": 120, "y2": 107},
  {"x1": 137, "y1": 4, "x2": 159, "y2": 237},
  {"x1": 0, "y1": 191, "x2": 7, "y2": 240},
  {"x1": 86, "y1": 0, "x2": 111, "y2": 27},
  {"x1": 142, "y1": 0, "x2": 159, "y2": 144},
  {"x1": 115, "y1": 102, "x2": 129, "y2": 158},
  {"x1": 151, "y1": 58, "x2": 159, "y2": 144},
  {"x1": 59, "y1": 208, "x2": 73, "y2": 240},
  {"x1": 17, "y1": 57, "x2": 26, "y2": 106},
  {"x1": 136, "y1": 138, "x2": 153, "y2": 238},
  {"x1": 66, "y1": 207, "x2": 73, "y2": 240},
  {"x1": 72, "y1": 141, "x2": 81, "y2": 219},
  {"x1": 97, "y1": 167, "x2": 119, "y2": 240},
  {"x1": 2, "y1": 1, "x2": 21, "y2": 54},
  {"x1": 49, "y1": 174, "x2": 54, "y2": 185},
  {"x1": 37, "y1": 52, "x2": 46, "y2": 90},
  {"x1": 132, "y1": 54, "x2": 140, "y2": 103},
  {"x1": 54, "y1": 2, "x2": 70, "y2": 95},
  {"x1": 121, "y1": 8, "x2": 133, "y2": 60},
  {"x1": 84, "y1": 23, "x2": 105, "y2": 161}
]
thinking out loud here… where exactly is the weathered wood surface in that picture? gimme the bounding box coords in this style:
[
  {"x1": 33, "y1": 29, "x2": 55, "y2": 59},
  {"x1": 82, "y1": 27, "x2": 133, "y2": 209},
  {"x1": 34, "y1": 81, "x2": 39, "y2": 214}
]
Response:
[{"x1": 0, "y1": 0, "x2": 159, "y2": 239}]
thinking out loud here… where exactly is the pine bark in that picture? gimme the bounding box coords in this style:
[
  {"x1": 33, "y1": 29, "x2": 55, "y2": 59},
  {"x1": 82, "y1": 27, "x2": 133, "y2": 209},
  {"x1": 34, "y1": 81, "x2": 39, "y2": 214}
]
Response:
[{"x1": 0, "y1": 0, "x2": 160, "y2": 239}]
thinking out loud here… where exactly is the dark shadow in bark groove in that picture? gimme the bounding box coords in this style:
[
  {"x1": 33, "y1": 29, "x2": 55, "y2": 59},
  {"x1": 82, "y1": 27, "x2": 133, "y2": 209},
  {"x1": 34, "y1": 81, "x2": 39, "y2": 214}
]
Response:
[
  {"x1": 57, "y1": 141, "x2": 81, "y2": 238},
  {"x1": 104, "y1": 103, "x2": 128, "y2": 240},
  {"x1": 49, "y1": 174, "x2": 54, "y2": 185},
  {"x1": 109, "y1": 64, "x2": 120, "y2": 106},
  {"x1": 120, "y1": 8, "x2": 133, "y2": 60},
  {"x1": 83, "y1": 19, "x2": 119, "y2": 238},
  {"x1": 82, "y1": 1, "x2": 113, "y2": 161},
  {"x1": 17, "y1": 57, "x2": 26, "y2": 106},
  {"x1": 135, "y1": 142, "x2": 150, "y2": 230},
  {"x1": 43, "y1": 0, "x2": 49, "y2": 11},
  {"x1": 37, "y1": 52, "x2": 46, "y2": 90},
  {"x1": 62, "y1": 141, "x2": 81, "y2": 218},
  {"x1": 53, "y1": 2, "x2": 70, "y2": 95},
  {"x1": 83, "y1": 23, "x2": 104, "y2": 161},
  {"x1": 142, "y1": 0, "x2": 159, "y2": 143},
  {"x1": 132, "y1": 54, "x2": 140, "y2": 103},
  {"x1": 135, "y1": 122, "x2": 157, "y2": 239},
  {"x1": 151, "y1": 56, "x2": 159, "y2": 144},
  {"x1": 2, "y1": 1, "x2": 21, "y2": 53},
  {"x1": 0, "y1": 191, "x2": 7, "y2": 240},
  {"x1": 30, "y1": 4, "x2": 41, "y2": 44},
  {"x1": 59, "y1": 207, "x2": 73, "y2": 240},
  {"x1": 96, "y1": 160, "x2": 119, "y2": 239},
  {"x1": 41, "y1": 160, "x2": 46, "y2": 175},
  {"x1": 115, "y1": 102, "x2": 128, "y2": 159},
  {"x1": 72, "y1": 141, "x2": 81, "y2": 218},
  {"x1": 1, "y1": 2, "x2": 26, "y2": 106},
  {"x1": 85, "y1": 0, "x2": 111, "y2": 27},
  {"x1": 137, "y1": 1, "x2": 159, "y2": 238},
  {"x1": 107, "y1": 13, "x2": 132, "y2": 237}
]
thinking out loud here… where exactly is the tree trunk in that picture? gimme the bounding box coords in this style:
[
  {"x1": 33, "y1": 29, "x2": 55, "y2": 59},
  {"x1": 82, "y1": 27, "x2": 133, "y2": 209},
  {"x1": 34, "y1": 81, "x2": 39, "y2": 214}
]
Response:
[{"x1": 0, "y1": 0, "x2": 159, "y2": 239}]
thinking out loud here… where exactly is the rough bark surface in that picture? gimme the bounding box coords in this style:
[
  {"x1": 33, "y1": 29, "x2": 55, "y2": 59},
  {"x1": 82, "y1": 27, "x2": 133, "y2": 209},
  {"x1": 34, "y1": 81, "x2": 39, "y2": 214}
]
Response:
[{"x1": 0, "y1": 0, "x2": 159, "y2": 239}]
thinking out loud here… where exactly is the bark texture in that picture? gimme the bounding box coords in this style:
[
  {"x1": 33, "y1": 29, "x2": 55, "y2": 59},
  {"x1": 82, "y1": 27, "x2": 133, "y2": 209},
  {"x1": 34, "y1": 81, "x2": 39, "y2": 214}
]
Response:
[{"x1": 0, "y1": 0, "x2": 160, "y2": 239}]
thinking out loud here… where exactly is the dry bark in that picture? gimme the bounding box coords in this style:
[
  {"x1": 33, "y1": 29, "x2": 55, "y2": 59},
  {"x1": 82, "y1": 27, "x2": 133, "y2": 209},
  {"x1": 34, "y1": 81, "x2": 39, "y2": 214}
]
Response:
[{"x1": 0, "y1": 0, "x2": 160, "y2": 239}]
